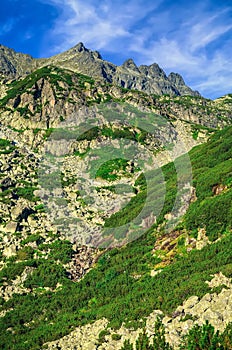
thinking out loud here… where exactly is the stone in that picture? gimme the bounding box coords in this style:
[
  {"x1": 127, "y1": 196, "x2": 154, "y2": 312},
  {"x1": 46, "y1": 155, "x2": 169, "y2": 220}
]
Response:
[
  {"x1": 150, "y1": 269, "x2": 162, "y2": 277},
  {"x1": 191, "y1": 300, "x2": 211, "y2": 315},
  {"x1": 4, "y1": 221, "x2": 17, "y2": 233},
  {"x1": 201, "y1": 293, "x2": 212, "y2": 302},
  {"x1": 181, "y1": 319, "x2": 194, "y2": 332},
  {"x1": 206, "y1": 272, "x2": 232, "y2": 288},
  {"x1": 183, "y1": 296, "x2": 199, "y2": 309}
]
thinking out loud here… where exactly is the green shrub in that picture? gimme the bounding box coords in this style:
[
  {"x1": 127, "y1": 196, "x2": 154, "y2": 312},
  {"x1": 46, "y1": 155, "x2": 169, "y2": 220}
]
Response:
[
  {"x1": 24, "y1": 260, "x2": 68, "y2": 288},
  {"x1": 96, "y1": 158, "x2": 130, "y2": 181},
  {"x1": 16, "y1": 186, "x2": 38, "y2": 202},
  {"x1": 21, "y1": 234, "x2": 45, "y2": 246},
  {"x1": 0, "y1": 138, "x2": 16, "y2": 154},
  {"x1": 112, "y1": 333, "x2": 121, "y2": 340},
  {"x1": 16, "y1": 246, "x2": 34, "y2": 261},
  {"x1": 180, "y1": 321, "x2": 223, "y2": 350}
]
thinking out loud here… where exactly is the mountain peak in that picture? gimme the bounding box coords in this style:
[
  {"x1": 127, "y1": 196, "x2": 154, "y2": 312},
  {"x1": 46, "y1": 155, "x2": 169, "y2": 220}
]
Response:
[
  {"x1": 168, "y1": 72, "x2": 200, "y2": 96},
  {"x1": 168, "y1": 72, "x2": 185, "y2": 85},
  {"x1": 121, "y1": 58, "x2": 138, "y2": 70},
  {"x1": 71, "y1": 42, "x2": 87, "y2": 53},
  {"x1": 68, "y1": 42, "x2": 102, "y2": 60}
]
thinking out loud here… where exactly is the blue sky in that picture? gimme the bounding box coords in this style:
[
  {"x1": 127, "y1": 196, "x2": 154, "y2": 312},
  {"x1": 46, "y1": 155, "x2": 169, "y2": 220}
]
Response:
[{"x1": 0, "y1": 0, "x2": 232, "y2": 99}]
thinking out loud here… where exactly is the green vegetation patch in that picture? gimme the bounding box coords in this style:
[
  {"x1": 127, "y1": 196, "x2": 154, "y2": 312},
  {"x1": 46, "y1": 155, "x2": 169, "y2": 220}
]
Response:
[
  {"x1": 16, "y1": 186, "x2": 39, "y2": 202},
  {"x1": 38, "y1": 240, "x2": 74, "y2": 264},
  {"x1": 96, "y1": 158, "x2": 132, "y2": 181},
  {"x1": 0, "y1": 138, "x2": 16, "y2": 154},
  {"x1": 0, "y1": 232, "x2": 231, "y2": 349},
  {"x1": 184, "y1": 126, "x2": 232, "y2": 240},
  {"x1": 24, "y1": 260, "x2": 68, "y2": 289}
]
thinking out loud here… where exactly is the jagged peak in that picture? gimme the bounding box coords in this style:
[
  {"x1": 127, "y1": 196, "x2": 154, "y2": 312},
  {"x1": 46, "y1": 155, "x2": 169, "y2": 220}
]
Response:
[
  {"x1": 121, "y1": 58, "x2": 138, "y2": 70},
  {"x1": 138, "y1": 62, "x2": 166, "y2": 79},
  {"x1": 0, "y1": 42, "x2": 201, "y2": 97},
  {"x1": 71, "y1": 42, "x2": 88, "y2": 53},
  {"x1": 149, "y1": 62, "x2": 166, "y2": 76},
  {"x1": 168, "y1": 72, "x2": 185, "y2": 85},
  {"x1": 67, "y1": 42, "x2": 102, "y2": 59}
]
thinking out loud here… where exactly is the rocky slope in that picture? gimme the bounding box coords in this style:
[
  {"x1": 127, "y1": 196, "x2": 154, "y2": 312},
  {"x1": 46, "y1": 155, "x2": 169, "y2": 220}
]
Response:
[
  {"x1": 44, "y1": 273, "x2": 232, "y2": 349},
  {"x1": 0, "y1": 64, "x2": 231, "y2": 247}
]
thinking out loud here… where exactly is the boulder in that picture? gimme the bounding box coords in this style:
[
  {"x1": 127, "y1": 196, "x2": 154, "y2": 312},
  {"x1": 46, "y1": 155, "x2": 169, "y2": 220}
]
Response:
[
  {"x1": 182, "y1": 296, "x2": 199, "y2": 309},
  {"x1": 4, "y1": 221, "x2": 17, "y2": 233}
]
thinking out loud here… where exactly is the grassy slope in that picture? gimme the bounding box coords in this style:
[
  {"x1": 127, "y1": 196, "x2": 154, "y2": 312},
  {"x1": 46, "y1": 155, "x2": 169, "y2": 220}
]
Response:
[{"x1": 0, "y1": 126, "x2": 231, "y2": 349}]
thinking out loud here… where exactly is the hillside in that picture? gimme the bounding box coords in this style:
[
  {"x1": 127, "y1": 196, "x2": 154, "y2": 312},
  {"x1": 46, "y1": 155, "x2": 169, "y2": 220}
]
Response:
[{"x1": 0, "y1": 44, "x2": 232, "y2": 349}]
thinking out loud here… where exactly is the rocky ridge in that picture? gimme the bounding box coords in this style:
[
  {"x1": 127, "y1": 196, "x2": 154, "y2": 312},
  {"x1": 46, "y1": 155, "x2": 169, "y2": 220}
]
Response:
[
  {"x1": 0, "y1": 65, "x2": 231, "y2": 134},
  {"x1": 0, "y1": 43, "x2": 199, "y2": 96}
]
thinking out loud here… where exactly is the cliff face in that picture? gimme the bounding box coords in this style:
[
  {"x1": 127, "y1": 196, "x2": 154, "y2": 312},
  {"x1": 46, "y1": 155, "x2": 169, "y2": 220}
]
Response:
[{"x1": 0, "y1": 42, "x2": 199, "y2": 96}]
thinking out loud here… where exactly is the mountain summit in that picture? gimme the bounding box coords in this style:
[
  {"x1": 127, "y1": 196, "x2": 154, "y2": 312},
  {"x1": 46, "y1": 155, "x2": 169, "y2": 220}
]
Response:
[{"x1": 0, "y1": 42, "x2": 199, "y2": 96}]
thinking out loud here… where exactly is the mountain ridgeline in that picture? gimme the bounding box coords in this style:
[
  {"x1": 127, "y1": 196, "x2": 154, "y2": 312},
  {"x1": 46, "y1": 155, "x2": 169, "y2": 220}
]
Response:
[
  {"x1": 0, "y1": 42, "x2": 231, "y2": 350},
  {"x1": 0, "y1": 42, "x2": 200, "y2": 96}
]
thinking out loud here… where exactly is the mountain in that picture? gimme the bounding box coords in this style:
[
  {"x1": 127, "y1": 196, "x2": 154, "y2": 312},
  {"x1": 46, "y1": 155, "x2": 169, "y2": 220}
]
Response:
[
  {"x1": 0, "y1": 42, "x2": 200, "y2": 96},
  {"x1": 0, "y1": 44, "x2": 36, "y2": 77},
  {"x1": 0, "y1": 43, "x2": 231, "y2": 349}
]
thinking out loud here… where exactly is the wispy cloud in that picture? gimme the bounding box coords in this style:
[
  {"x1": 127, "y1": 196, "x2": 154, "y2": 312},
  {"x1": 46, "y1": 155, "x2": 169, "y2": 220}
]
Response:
[
  {"x1": 152, "y1": 6, "x2": 232, "y2": 97},
  {"x1": 40, "y1": 0, "x2": 232, "y2": 98},
  {"x1": 0, "y1": 18, "x2": 16, "y2": 36},
  {"x1": 41, "y1": 0, "x2": 161, "y2": 54}
]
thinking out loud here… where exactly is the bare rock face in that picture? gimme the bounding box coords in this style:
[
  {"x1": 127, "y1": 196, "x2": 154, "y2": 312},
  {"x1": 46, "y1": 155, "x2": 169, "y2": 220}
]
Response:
[
  {"x1": 0, "y1": 44, "x2": 36, "y2": 78},
  {"x1": 168, "y1": 72, "x2": 197, "y2": 96},
  {"x1": 113, "y1": 60, "x2": 183, "y2": 96}
]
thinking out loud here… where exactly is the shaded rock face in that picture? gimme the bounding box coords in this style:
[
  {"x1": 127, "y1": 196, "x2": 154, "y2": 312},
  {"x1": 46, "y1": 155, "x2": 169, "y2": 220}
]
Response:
[
  {"x1": 113, "y1": 60, "x2": 181, "y2": 96},
  {"x1": 0, "y1": 44, "x2": 36, "y2": 78},
  {"x1": 0, "y1": 43, "x2": 199, "y2": 97},
  {"x1": 168, "y1": 72, "x2": 196, "y2": 96}
]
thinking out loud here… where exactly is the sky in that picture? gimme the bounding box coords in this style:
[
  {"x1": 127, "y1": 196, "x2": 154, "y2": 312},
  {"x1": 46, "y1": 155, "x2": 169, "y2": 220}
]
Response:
[{"x1": 0, "y1": 0, "x2": 232, "y2": 99}]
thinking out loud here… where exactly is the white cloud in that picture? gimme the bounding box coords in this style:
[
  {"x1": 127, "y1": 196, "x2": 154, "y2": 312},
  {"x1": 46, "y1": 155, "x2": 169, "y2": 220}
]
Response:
[
  {"x1": 41, "y1": 0, "x2": 161, "y2": 54},
  {"x1": 42, "y1": 0, "x2": 158, "y2": 62},
  {"x1": 39, "y1": 0, "x2": 232, "y2": 98},
  {"x1": 186, "y1": 9, "x2": 232, "y2": 52}
]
